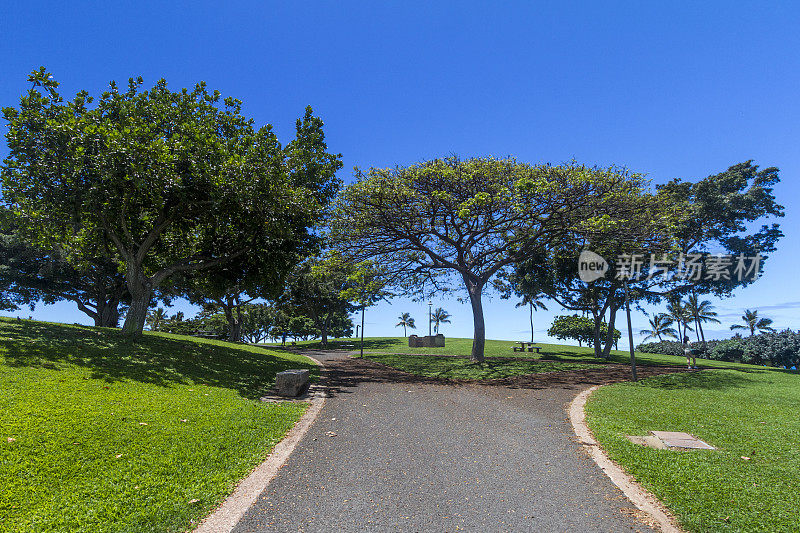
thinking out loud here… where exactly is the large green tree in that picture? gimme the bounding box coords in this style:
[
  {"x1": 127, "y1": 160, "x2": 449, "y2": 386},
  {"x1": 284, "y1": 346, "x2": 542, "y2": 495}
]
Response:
[
  {"x1": 548, "y1": 314, "x2": 620, "y2": 348},
  {"x1": 330, "y1": 157, "x2": 645, "y2": 362},
  {"x1": 1, "y1": 68, "x2": 341, "y2": 337},
  {"x1": 508, "y1": 161, "x2": 783, "y2": 357},
  {"x1": 0, "y1": 208, "x2": 128, "y2": 326},
  {"x1": 280, "y1": 253, "x2": 357, "y2": 347}
]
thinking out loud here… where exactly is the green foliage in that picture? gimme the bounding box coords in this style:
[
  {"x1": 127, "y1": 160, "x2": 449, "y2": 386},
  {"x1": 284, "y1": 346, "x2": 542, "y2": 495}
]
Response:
[
  {"x1": 509, "y1": 161, "x2": 784, "y2": 360},
  {"x1": 0, "y1": 207, "x2": 128, "y2": 325},
  {"x1": 656, "y1": 161, "x2": 784, "y2": 296},
  {"x1": 0, "y1": 318, "x2": 315, "y2": 532},
  {"x1": 280, "y1": 253, "x2": 356, "y2": 345},
  {"x1": 1, "y1": 68, "x2": 341, "y2": 336},
  {"x1": 430, "y1": 307, "x2": 451, "y2": 334},
  {"x1": 729, "y1": 308, "x2": 775, "y2": 336},
  {"x1": 395, "y1": 312, "x2": 416, "y2": 336},
  {"x1": 637, "y1": 340, "x2": 691, "y2": 357},
  {"x1": 331, "y1": 156, "x2": 647, "y2": 362},
  {"x1": 548, "y1": 314, "x2": 620, "y2": 347},
  {"x1": 639, "y1": 313, "x2": 678, "y2": 342},
  {"x1": 707, "y1": 330, "x2": 800, "y2": 368}
]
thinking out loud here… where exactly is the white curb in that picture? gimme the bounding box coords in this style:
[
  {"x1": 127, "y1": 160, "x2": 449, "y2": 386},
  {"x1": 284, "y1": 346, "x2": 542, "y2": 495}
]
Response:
[
  {"x1": 568, "y1": 385, "x2": 684, "y2": 533},
  {"x1": 193, "y1": 356, "x2": 326, "y2": 533}
]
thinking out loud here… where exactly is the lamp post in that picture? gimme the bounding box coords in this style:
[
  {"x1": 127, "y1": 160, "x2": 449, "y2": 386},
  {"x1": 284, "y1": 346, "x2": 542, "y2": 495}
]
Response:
[
  {"x1": 359, "y1": 305, "x2": 365, "y2": 358},
  {"x1": 428, "y1": 301, "x2": 433, "y2": 336},
  {"x1": 623, "y1": 279, "x2": 638, "y2": 381}
]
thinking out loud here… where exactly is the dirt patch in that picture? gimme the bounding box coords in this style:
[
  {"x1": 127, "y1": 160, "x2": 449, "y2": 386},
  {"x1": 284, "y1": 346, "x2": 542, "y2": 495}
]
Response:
[{"x1": 318, "y1": 353, "x2": 691, "y2": 394}]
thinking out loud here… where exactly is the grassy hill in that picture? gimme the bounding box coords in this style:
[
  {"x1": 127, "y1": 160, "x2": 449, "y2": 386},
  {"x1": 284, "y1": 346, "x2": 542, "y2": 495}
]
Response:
[
  {"x1": 273, "y1": 336, "x2": 758, "y2": 380},
  {"x1": 0, "y1": 318, "x2": 317, "y2": 533}
]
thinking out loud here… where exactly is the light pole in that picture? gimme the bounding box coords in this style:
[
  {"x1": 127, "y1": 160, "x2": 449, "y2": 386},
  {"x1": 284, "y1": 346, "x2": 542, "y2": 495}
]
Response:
[
  {"x1": 623, "y1": 279, "x2": 638, "y2": 381},
  {"x1": 359, "y1": 305, "x2": 365, "y2": 358},
  {"x1": 428, "y1": 301, "x2": 433, "y2": 336}
]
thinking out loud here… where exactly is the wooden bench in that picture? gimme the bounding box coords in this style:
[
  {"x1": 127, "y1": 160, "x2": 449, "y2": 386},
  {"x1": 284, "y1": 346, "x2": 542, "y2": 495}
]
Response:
[{"x1": 513, "y1": 341, "x2": 541, "y2": 354}]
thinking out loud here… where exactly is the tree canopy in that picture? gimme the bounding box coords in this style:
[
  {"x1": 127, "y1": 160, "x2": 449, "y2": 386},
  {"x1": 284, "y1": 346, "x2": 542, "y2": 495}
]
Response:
[
  {"x1": 331, "y1": 156, "x2": 649, "y2": 361},
  {"x1": 1, "y1": 68, "x2": 341, "y2": 337}
]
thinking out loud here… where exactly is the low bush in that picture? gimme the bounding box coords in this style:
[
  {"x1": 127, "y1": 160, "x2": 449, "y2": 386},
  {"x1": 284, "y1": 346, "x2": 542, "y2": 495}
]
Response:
[
  {"x1": 707, "y1": 330, "x2": 800, "y2": 368},
  {"x1": 638, "y1": 330, "x2": 800, "y2": 368},
  {"x1": 637, "y1": 340, "x2": 684, "y2": 357}
]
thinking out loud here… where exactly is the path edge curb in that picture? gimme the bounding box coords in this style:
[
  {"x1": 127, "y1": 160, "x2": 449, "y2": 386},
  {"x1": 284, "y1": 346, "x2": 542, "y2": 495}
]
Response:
[
  {"x1": 568, "y1": 385, "x2": 684, "y2": 533},
  {"x1": 193, "y1": 355, "x2": 327, "y2": 533}
]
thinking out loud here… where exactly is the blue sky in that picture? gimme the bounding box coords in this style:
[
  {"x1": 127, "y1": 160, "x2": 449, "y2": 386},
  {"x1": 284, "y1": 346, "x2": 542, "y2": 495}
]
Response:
[{"x1": 2, "y1": 1, "x2": 799, "y2": 346}]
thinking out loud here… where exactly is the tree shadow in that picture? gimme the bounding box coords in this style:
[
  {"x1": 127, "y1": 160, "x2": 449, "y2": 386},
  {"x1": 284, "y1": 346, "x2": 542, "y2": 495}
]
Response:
[
  {"x1": 0, "y1": 319, "x2": 317, "y2": 400},
  {"x1": 264, "y1": 338, "x2": 401, "y2": 352},
  {"x1": 316, "y1": 351, "x2": 772, "y2": 397}
]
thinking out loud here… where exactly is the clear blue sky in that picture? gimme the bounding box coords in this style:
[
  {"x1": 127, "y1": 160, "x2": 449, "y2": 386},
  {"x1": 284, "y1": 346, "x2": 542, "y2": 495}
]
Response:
[{"x1": 2, "y1": 1, "x2": 799, "y2": 346}]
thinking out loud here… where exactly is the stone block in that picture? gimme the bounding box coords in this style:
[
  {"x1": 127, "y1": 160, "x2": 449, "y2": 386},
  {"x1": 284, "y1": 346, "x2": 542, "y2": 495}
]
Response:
[
  {"x1": 408, "y1": 334, "x2": 445, "y2": 348},
  {"x1": 275, "y1": 369, "x2": 310, "y2": 397}
]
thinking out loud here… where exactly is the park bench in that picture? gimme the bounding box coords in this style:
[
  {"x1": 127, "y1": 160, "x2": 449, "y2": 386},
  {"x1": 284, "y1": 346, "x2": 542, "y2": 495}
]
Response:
[{"x1": 513, "y1": 341, "x2": 541, "y2": 354}]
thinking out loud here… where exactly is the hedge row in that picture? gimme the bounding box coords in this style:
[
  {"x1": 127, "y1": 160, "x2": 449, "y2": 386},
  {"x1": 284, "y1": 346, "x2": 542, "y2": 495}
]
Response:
[{"x1": 637, "y1": 331, "x2": 800, "y2": 368}]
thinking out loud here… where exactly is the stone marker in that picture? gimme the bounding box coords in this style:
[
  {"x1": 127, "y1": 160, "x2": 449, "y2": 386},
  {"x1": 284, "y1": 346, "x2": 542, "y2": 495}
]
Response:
[
  {"x1": 408, "y1": 334, "x2": 446, "y2": 348},
  {"x1": 275, "y1": 369, "x2": 310, "y2": 397}
]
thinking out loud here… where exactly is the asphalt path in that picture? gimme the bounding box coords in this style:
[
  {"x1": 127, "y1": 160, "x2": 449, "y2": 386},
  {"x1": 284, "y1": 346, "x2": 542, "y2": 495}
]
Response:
[{"x1": 233, "y1": 351, "x2": 661, "y2": 532}]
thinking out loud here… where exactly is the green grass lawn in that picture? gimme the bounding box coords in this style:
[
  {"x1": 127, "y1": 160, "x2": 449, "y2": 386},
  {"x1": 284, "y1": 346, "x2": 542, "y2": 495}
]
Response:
[
  {"x1": 274, "y1": 337, "x2": 757, "y2": 379},
  {"x1": 586, "y1": 368, "x2": 800, "y2": 532},
  {"x1": 362, "y1": 352, "x2": 596, "y2": 380},
  {"x1": 0, "y1": 318, "x2": 317, "y2": 533}
]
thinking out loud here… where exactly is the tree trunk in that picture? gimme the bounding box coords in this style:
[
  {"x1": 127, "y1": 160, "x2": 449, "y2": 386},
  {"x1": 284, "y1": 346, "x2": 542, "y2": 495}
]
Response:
[
  {"x1": 228, "y1": 318, "x2": 242, "y2": 343},
  {"x1": 466, "y1": 278, "x2": 486, "y2": 363},
  {"x1": 222, "y1": 304, "x2": 243, "y2": 343},
  {"x1": 601, "y1": 303, "x2": 619, "y2": 359},
  {"x1": 698, "y1": 321, "x2": 707, "y2": 356},
  {"x1": 98, "y1": 297, "x2": 121, "y2": 327},
  {"x1": 529, "y1": 303, "x2": 534, "y2": 343},
  {"x1": 320, "y1": 313, "x2": 329, "y2": 347},
  {"x1": 592, "y1": 310, "x2": 603, "y2": 358},
  {"x1": 122, "y1": 284, "x2": 152, "y2": 337}
]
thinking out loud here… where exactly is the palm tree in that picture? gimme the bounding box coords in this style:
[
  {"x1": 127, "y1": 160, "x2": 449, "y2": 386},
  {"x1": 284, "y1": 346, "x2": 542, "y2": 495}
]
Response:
[
  {"x1": 395, "y1": 312, "x2": 416, "y2": 337},
  {"x1": 146, "y1": 307, "x2": 168, "y2": 331},
  {"x1": 640, "y1": 313, "x2": 677, "y2": 342},
  {"x1": 730, "y1": 309, "x2": 775, "y2": 336},
  {"x1": 431, "y1": 307, "x2": 451, "y2": 334},
  {"x1": 685, "y1": 293, "x2": 721, "y2": 349},
  {"x1": 665, "y1": 298, "x2": 693, "y2": 341},
  {"x1": 516, "y1": 295, "x2": 548, "y2": 343}
]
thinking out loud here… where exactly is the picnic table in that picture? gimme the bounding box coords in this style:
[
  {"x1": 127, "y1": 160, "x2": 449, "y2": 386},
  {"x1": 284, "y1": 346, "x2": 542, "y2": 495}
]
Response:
[{"x1": 513, "y1": 341, "x2": 541, "y2": 353}]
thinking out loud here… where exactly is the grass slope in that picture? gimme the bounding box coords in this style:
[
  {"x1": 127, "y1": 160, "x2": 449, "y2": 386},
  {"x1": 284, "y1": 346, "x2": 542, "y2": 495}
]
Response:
[
  {"x1": 363, "y1": 352, "x2": 595, "y2": 380},
  {"x1": 0, "y1": 318, "x2": 316, "y2": 533},
  {"x1": 586, "y1": 369, "x2": 800, "y2": 532},
  {"x1": 275, "y1": 337, "x2": 755, "y2": 379}
]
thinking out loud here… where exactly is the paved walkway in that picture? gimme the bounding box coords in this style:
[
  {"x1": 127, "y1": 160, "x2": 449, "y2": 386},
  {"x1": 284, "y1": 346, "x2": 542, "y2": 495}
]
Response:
[{"x1": 234, "y1": 351, "x2": 661, "y2": 532}]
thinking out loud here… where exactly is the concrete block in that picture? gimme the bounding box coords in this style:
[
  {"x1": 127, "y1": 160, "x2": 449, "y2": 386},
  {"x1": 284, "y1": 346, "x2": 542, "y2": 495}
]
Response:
[{"x1": 275, "y1": 369, "x2": 310, "y2": 397}]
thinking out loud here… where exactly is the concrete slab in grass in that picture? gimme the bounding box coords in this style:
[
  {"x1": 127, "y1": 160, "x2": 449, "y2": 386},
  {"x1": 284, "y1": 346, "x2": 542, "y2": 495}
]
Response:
[{"x1": 651, "y1": 431, "x2": 715, "y2": 450}]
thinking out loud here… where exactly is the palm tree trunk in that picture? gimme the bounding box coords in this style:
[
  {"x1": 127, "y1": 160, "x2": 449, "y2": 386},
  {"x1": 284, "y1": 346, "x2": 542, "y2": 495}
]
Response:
[
  {"x1": 529, "y1": 303, "x2": 534, "y2": 343},
  {"x1": 698, "y1": 321, "x2": 707, "y2": 354}
]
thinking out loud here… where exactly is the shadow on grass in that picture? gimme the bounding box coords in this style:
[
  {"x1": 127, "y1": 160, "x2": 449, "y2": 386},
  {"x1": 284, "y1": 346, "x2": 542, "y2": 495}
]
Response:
[
  {"x1": 271, "y1": 338, "x2": 400, "y2": 351},
  {"x1": 634, "y1": 368, "x2": 769, "y2": 390},
  {"x1": 0, "y1": 319, "x2": 316, "y2": 400}
]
